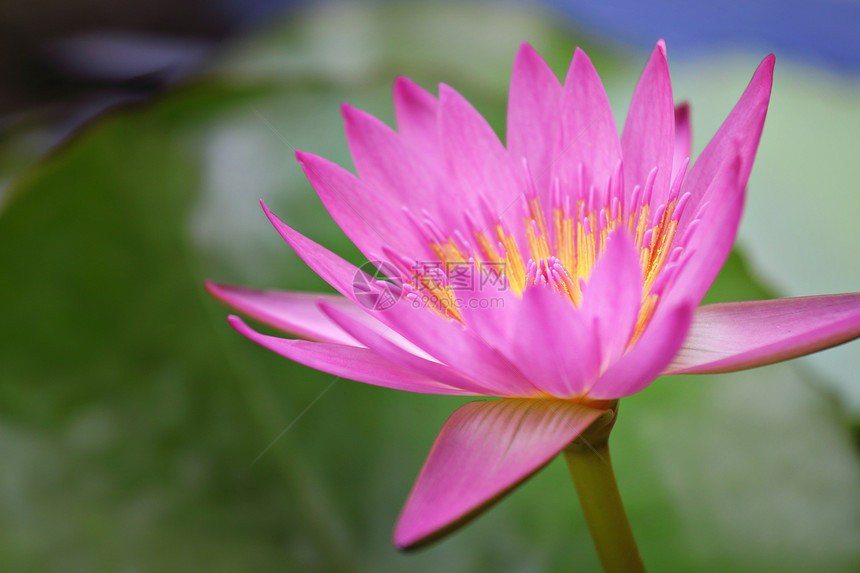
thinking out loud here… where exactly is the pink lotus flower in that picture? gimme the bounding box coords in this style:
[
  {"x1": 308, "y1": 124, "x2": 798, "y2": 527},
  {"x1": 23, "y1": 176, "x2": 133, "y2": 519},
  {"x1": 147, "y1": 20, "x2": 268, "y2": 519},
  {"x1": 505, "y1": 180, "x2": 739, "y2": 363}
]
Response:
[{"x1": 207, "y1": 42, "x2": 860, "y2": 551}]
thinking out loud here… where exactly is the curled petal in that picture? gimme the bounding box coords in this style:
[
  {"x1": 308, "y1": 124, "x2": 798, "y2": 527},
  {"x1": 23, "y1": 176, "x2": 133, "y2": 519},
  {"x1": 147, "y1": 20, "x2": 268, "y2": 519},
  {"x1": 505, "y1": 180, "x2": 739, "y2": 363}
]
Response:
[
  {"x1": 665, "y1": 294, "x2": 860, "y2": 375},
  {"x1": 394, "y1": 398, "x2": 606, "y2": 550}
]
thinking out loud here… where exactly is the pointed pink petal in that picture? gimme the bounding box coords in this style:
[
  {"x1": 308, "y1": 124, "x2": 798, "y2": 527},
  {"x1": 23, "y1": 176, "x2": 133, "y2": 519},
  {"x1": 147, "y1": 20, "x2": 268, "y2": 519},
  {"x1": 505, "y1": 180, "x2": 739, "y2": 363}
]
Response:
[
  {"x1": 261, "y1": 201, "x2": 375, "y2": 306},
  {"x1": 587, "y1": 301, "x2": 695, "y2": 398},
  {"x1": 509, "y1": 287, "x2": 599, "y2": 398},
  {"x1": 622, "y1": 40, "x2": 674, "y2": 208},
  {"x1": 295, "y1": 150, "x2": 429, "y2": 260},
  {"x1": 664, "y1": 294, "x2": 860, "y2": 375},
  {"x1": 228, "y1": 316, "x2": 469, "y2": 395},
  {"x1": 394, "y1": 398, "x2": 606, "y2": 549},
  {"x1": 554, "y1": 48, "x2": 621, "y2": 199},
  {"x1": 206, "y1": 282, "x2": 359, "y2": 346},
  {"x1": 662, "y1": 152, "x2": 744, "y2": 308},
  {"x1": 581, "y1": 233, "x2": 644, "y2": 370},
  {"x1": 343, "y1": 103, "x2": 478, "y2": 244},
  {"x1": 680, "y1": 54, "x2": 774, "y2": 227},
  {"x1": 439, "y1": 84, "x2": 522, "y2": 223},
  {"x1": 672, "y1": 103, "x2": 691, "y2": 185},
  {"x1": 342, "y1": 104, "x2": 413, "y2": 202},
  {"x1": 506, "y1": 43, "x2": 562, "y2": 203},
  {"x1": 206, "y1": 281, "x2": 437, "y2": 357},
  {"x1": 393, "y1": 76, "x2": 439, "y2": 152},
  {"x1": 318, "y1": 301, "x2": 496, "y2": 396},
  {"x1": 341, "y1": 103, "x2": 457, "y2": 225}
]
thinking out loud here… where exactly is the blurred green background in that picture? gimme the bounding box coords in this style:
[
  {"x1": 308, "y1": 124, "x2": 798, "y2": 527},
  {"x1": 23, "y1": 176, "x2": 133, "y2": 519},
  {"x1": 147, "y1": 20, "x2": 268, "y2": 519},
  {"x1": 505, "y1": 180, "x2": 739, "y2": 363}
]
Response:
[{"x1": 1, "y1": 2, "x2": 859, "y2": 572}]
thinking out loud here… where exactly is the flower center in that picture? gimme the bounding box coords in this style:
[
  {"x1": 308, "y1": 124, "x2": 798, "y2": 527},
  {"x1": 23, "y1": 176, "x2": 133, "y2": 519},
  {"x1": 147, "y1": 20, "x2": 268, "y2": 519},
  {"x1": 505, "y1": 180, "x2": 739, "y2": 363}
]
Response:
[{"x1": 396, "y1": 162, "x2": 693, "y2": 338}]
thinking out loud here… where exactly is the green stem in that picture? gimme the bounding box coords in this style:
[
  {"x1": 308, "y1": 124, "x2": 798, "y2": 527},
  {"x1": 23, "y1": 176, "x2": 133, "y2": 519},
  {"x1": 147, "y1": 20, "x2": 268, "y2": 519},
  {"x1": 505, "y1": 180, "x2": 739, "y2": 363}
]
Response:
[{"x1": 563, "y1": 404, "x2": 645, "y2": 573}]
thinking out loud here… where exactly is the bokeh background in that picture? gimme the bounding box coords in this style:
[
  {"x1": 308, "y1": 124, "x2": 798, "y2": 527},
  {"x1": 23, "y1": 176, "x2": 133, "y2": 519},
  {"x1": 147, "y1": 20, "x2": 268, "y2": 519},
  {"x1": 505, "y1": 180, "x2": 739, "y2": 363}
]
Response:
[{"x1": 1, "y1": 1, "x2": 859, "y2": 571}]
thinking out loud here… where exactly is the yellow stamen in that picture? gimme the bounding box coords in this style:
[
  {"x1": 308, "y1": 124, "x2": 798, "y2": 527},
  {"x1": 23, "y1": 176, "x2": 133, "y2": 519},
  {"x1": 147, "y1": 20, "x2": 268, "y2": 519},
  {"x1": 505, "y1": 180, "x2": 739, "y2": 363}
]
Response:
[{"x1": 415, "y1": 190, "x2": 684, "y2": 343}]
